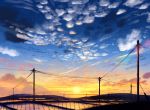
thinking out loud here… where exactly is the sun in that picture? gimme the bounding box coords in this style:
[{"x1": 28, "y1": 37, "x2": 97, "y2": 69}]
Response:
[{"x1": 73, "y1": 87, "x2": 81, "y2": 94}]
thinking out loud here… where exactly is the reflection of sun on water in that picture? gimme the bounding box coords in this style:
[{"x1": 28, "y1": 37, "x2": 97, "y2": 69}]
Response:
[{"x1": 73, "y1": 87, "x2": 81, "y2": 94}]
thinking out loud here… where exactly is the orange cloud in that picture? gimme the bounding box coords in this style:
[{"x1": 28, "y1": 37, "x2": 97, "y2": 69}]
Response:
[
  {"x1": 143, "y1": 72, "x2": 150, "y2": 79},
  {"x1": 0, "y1": 74, "x2": 51, "y2": 97}
]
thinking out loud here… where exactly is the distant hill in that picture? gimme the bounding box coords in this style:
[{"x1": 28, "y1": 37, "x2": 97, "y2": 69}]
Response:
[
  {"x1": 0, "y1": 93, "x2": 149, "y2": 103},
  {"x1": 80, "y1": 93, "x2": 150, "y2": 102},
  {"x1": 85, "y1": 102, "x2": 150, "y2": 110},
  {"x1": 0, "y1": 94, "x2": 69, "y2": 101}
]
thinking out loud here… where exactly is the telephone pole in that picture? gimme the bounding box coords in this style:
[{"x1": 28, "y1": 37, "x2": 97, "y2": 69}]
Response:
[
  {"x1": 130, "y1": 83, "x2": 132, "y2": 94},
  {"x1": 137, "y1": 40, "x2": 140, "y2": 102},
  {"x1": 32, "y1": 68, "x2": 36, "y2": 110},
  {"x1": 98, "y1": 77, "x2": 101, "y2": 101},
  {"x1": 12, "y1": 88, "x2": 14, "y2": 108}
]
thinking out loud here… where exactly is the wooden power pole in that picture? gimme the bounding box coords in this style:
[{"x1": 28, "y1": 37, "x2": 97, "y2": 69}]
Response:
[
  {"x1": 130, "y1": 83, "x2": 132, "y2": 94},
  {"x1": 12, "y1": 88, "x2": 14, "y2": 108},
  {"x1": 98, "y1": 77, "x2": 101, "y2": 101},
  {"x1": 137, "y1": 40, "x2": 140, "y2": 102},
  {"x1": 32, "y1": 68, "x2": 36, "y2": 110}
]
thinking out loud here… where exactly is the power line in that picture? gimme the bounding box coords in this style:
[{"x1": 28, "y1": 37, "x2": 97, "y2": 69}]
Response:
[
  {"x1": 35, "y1": 70, "x2": 97, "y2": 79},
  {"x1": 13, "y1": 71, "x2": 33, "y2": 89},
  {"x1": 0, "y1": 67, "x2": 29, "y2": 71},
  {"x1": 101, "y1": 47, "x2": 136, "y2": 78},
  {"x1": 140, "y1": 84, "x2": 150, "y2": 102},
  {"x1": 140, "y1": 84, "x2": 145, "y2": 94},
  {"x1": 102, "y1": 79, "x2": 127, "y2": 86}
]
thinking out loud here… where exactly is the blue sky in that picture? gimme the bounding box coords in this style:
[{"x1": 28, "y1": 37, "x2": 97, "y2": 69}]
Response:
[
  {"x1": 0, "y1": 0, "x2": 150, "y2": 68},
  {"x1": 0, "y1": 0, "x2": 150, "y2": 96}
]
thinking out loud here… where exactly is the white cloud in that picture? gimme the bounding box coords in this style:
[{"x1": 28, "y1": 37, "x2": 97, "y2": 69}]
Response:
[
  {"x1": 66, "y1": 21, "x2": 74, "y2": 28},
  {"x1": 57, "y1": 27, "x2": 64, "y2": 32},
  {"x1": 124, "y1": 0, "x2": 143, "y2": 7},
  {"x1": 99, "y1": 44, "x2": 109, "y2": 49},
  {"x1": 71, "y1": 0, "x2": 89, "y2": 5},
  {"x1": 83, "y1": 15, "x2": 95, "y2": 24},
  {"x1": 0, "y1": 46, "x2": 19, "y2": 57},
  {"x1": 88, "y1": 4, "x2": 97, "y2": 11},
  {"x1": 63, "y1": 14, "x2": 74, "y2": 21},
  {"x1": 55, "y1": 9, "x2": 65, "y2": 16},
  {"x1": 69, "y1": 30, "x2": 76, "y2": 35},
  {"x1": 54, "y1": 0, "x2": 70, "y2": 2},
  {"x1": 33, "y1": 58, "x2": 43, "y2": 63},
  {"x1": 118, "y1": 29, "x2": 141, "y2": 51},
  {"x1": 16, "y1": 33, "x2": 30, "y2": 40},
  {"x1": 67, "y1": 8, "x2": 76, "y2": 14},
  {"x1": 116, "y1": 9, "x2": 126, "y2": 15},
  {"x1": 147, "y1": 13, "x2": 150, "y2": 23},
  {"x1": 40, "y1": 0, "x2": 48, "y2": 5},
  {"x1": 101, "y1": 53, "x2": 108, "y2": 57},
  {"x1": 36, "y1": 4, "x2": 43, "y2": 9},
  {"x1": 45, "y1": 13, "x2": 53, "y2": 20},
  {"x1": 76, "y1": 20, "x2": 83, "y2": 25},
  {"x1": 108, "y1": 2, "x2": 120, "y2": 9},
  {"x1": 99, "y1": 0, "x2": 110, "y2": 7},
  {"x1": 138, "y1": 3, "x2": 149, "y2": 9},
  {"x1": 95, "y1": 12, "x2": 108, "y2": 18}
]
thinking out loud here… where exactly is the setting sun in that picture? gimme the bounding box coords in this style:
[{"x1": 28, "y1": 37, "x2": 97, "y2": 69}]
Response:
[{"x1": 73, "y1": 87, "x2": 81, "y2": 94}]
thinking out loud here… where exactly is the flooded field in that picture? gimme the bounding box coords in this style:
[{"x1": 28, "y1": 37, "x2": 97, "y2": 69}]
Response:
[
  {"x1": 6, "y1": 103, "x2": 93, "y2": 110},
  {"x1": 0, "y1": 99, "x2": 126, "y2": 110}
]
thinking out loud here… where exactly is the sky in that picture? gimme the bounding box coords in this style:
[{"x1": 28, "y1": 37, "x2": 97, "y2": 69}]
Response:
[{"x1": 0, "y1": 0, "x2": 150, "y2": 97}]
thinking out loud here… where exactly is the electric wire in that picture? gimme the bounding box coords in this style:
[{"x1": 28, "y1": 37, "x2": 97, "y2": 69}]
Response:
[
  {"x1": 101, "y1": 47, "x2": 136, "y2": 78},
  {"x1": 13, "y1": 71, "x2": 33, "y2": 89}
]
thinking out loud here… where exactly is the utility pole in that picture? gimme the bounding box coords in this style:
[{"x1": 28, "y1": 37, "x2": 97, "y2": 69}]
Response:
[
  {"x1": 137, "y1": 40, "x2": 140, "y2": 102},
  {"x1": 130, "y1": 83, "x2": 132, "y2": 94},
  {"x1": 12, "y1": 88, "x2": 14, "y2": 108},
  {"x1": 98, "y1": 77, "x2": 101, "y2": 101},
  {"x1": 32, "y1": 68, "x2": 36, "y2": 110}
]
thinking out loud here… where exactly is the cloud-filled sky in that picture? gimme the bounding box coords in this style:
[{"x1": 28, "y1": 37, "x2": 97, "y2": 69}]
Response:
[{"x1": 0, "y1": 0, "x2": 150, "y2": 97}]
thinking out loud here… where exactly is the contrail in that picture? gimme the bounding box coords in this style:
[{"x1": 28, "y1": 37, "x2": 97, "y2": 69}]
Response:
[{"x1": 59, "y1": 66, "x2": 81, "y2": 75}]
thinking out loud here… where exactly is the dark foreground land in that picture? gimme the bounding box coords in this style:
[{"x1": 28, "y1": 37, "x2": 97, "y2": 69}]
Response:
[{"x1": 86, "y1": 102, "x2": 150, "y2": 110}]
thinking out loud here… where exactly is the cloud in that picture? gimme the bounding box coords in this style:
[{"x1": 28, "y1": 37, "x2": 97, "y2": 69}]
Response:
[
  {"x1": 66, "y1": 21, "x2": 74, "y2": 28},
  {"x1": 0, "y1": 74, "x2": 50, "y2": 96},
  {"x1": 118, "y1": 29, "x2": 141, "y2": 51},
  {"x1": 0, "y1": 46, "x2": 19, "y2": 57},
  {"x1": 144, "y1": 39, "x2": 150, "y2": 47},
  {"x1": 116, "y1": 9, "x2": 126, "y2": 15},
  {"x1": 63, "y1": 14, "x2": 74, "y2": 21},
  {"x1": 33, "y1": 58, "x2": 43, "y2": 63},
  {"x1": 71, "y1": 0, "x2": 89, "y2": 5},
  {"x1": 5, "y1": 31, "x2": 27, "y2": 43},
  {"x1": 99, "y1": 44, "x2": 109, "y2": 49},
  {"x1": 95, "y1": 11, "x2": 108, "y2": 18},
  {"x1": 104, "y1": 78, "x2": 147, "y2": 86},
  {"x1": 69, "y1": 30, "x2": 76, "y2": 35},
  {"x1": 55, "y1": 9, "x2": 66, "y2": 17},
  {"x1": 83, "y1": 15, "x2": 95, "y2": 24},
  {"x1": 124, "y1": 0, "x2": 144, "y2": 7},
  {"x1": 147, "y1": 13, "x2": 150, "y2": 23},
  {"x1": 138, "y1": 3, "x2": 149, "y2": 10},
  {"x1": 143, "y1": 72, "x2": 150, "y2": 79},
  {"x1": 54, "y1": 0, "x2": 69, "y2": 2},
  {"x1": 108, "y1": 2, "x2": 120, "y2": 8},
  {"x1": 99, "y1": 0, "x2": 110, "y2": 7},
  {"x1": 100, "y1": 53, "x2": 108, "y2": 57}
]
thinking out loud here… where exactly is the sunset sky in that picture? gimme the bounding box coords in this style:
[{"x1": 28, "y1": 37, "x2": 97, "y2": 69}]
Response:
[{"x1": 0, "y1": 0, "x2": 150, "y2": 97}]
